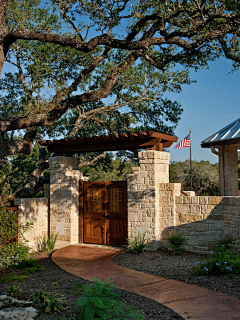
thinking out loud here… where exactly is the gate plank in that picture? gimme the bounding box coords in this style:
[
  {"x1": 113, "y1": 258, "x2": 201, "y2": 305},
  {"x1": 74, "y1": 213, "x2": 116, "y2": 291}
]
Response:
[{"x1": 83, "y1": 181, "x2": 127, "y2": 246}]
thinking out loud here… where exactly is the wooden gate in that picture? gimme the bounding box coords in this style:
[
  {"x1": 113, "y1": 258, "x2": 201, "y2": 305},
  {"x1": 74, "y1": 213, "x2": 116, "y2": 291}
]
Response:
[{"x1": 81, "y1": 181, "x2": 127, "y2": 246}]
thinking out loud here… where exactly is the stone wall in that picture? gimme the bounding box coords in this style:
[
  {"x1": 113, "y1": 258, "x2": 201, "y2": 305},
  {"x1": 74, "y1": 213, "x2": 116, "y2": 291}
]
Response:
[
  {"x1": 11, "y1": 150, "x2": 240, "y2": 254},
  {"x1": 219, "y1": 145, "x2": 239, "y2": 196},
  {"x1": 14, "y1": 198, "x2": 49, "y2": 249},
  {"x1": 49, "y1": 156, "x2": 81, "y2": 248},
  {"x1": 163, "y1": 196, "x2": 240, "y2": 253},
  {"x1": 126, "y1": 150, "x2": 240, "y2": 253},
  {"x1": 127, "y1": 150, "x2": 171, "y2": 249}
]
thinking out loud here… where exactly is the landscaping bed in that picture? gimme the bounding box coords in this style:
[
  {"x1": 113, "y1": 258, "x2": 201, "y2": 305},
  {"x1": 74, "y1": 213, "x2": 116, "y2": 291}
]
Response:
[
  {"x1": 112, "y1": 248, "x2": 240, "y2": 300},
  {"x1": 0, "y1": 252, "x2": 183, "y2": 320}
]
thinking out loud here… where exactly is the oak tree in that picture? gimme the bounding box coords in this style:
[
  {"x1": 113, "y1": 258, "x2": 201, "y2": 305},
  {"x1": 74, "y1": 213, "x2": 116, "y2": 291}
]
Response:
[{"x1": 1, "y1": 0, "x2": 240, "y2": 204}]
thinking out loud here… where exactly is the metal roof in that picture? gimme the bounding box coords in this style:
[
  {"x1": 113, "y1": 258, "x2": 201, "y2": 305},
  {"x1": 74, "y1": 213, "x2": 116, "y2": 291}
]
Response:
[
  {"x1": 201, "y1": 118, "x2": 240, "y2": 148},
  {"x1": 39, "y1": 131, "x2": 178, "y2": 155}
]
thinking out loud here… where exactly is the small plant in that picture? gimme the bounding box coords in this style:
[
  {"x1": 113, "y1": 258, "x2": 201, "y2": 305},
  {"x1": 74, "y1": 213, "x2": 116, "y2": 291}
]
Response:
[
  {"x1": 17, "y1": 258, "x2": 38, "y2": 269},
  {"x1": 190, "y1": 241, "x2": 240, "y2": 277},
  {"x1": 0, "y1": 273, "x2": 27, "y2": 284},
  {"x1": 127, "y1": 232, "x2": 147, "y2": 255},
  {"x1": 23, "y1": 265, "x2": 43, "y2": 275},
  {"x1": 67, "y1": 280, "x2": 84, "y2": 296},
  {"x1": 6, "y1": 284, "x2": 22, "y2": 298},
  {"x1": 216, "y1": 236, "x2": 235, "y2": 250},
  {"x1": 59, "y1": 314, "x2": 77, "y2": 320},
  {"x1": 37, "y1": 233, "x2": 58, "y2": 252},
  {"x1": 17, "y1": 258, "x2": 43, "y2": 274},
  {"x1": 73, "y1": 277, "x2": 145, "y2": 320},
  {"x1": 166, "y1": 230, "x2": 188, "y2": 254},
  {"x1": 32, "y1": 288, "x2": 66, "y2": 313}
]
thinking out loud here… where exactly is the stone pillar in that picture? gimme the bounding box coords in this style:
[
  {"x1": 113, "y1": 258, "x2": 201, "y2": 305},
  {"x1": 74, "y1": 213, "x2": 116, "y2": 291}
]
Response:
[
  {"x1": 219, "y1": 145, "x2": 238, "y2": 196},
  {"x1": 127, "y1": 150, "x2": 170, "y2": 250},
  {"x1": 49, "y1": 156, "x2": 82, "y2": 247}
]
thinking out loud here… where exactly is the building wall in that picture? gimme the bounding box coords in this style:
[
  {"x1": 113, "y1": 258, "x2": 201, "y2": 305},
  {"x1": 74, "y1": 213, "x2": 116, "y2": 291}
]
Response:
[
  {"x1": 166, "y1": 196, "x2": 240, "y2": 252},
  {"x1": 14, "y1": 198, "x2": 49, "y2": 249},
  {"x1": 127, "y1": 150, "x2": 240, "y2": 253},
  {"x1": 127, "y1": 150, "x2": 171, "y2": 249},
  {"x1": 12, "y1": 151, "x2": 240, "y2": 253},
  {"x1": 219, "y1": 145, "x2": 239, "y2": 196},
  {"x1": 49, "y1": 156, "x2": 82, "y2": 248}
]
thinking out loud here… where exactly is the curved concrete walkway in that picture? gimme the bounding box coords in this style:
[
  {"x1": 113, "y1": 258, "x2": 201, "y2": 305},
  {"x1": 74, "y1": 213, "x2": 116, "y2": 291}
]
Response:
[{"x1": 52, "y1": 244, "x2": 240, "y2": 320}]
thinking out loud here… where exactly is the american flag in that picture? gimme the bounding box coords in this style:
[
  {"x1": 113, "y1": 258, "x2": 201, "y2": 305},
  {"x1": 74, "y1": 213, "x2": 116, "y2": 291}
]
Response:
[{"x1": 175, "y1": 134, "x2": 191, "y2": 149}]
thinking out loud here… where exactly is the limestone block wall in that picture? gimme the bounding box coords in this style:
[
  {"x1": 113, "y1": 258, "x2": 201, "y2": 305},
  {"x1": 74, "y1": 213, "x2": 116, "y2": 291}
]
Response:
[
  {"x1": 171, "y1": 196, "x2": 224, "y2": 252},
  {"x1": 14, "y1": 198, "x2": 49, "y2": 249},
  {"x1": 163, "y1": 195, "x2": 240, "y2": 252},
  {"x1": 49, "y1": 156, "x2": 82, "y2": 247},
  {"x1": 158, "y1": 183, "x2": 181, "y2": 244},
  {"x1": 127, "y1": 150, "x2": 171, "y2": 249}
]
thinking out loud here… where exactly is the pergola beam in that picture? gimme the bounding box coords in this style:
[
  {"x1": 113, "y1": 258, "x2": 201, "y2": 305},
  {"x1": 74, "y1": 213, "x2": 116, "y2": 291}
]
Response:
[{"x1": 39, "y1": 131, "x2": 177, "y2": 155}]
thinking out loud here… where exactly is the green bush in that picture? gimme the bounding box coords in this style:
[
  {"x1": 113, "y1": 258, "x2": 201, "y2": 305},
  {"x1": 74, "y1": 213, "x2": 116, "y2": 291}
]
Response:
[
  {"x1": 127, "y1": 232, "x2": 147, "y2": 255},
  {"x1": 166, "y1": 230, "x2": 188, "y2": 254},
  {"x1": 72, "y1": 277, "x2": 145, "y2": 320},
  {"x1": 190, "y1": 240, "x2": 240, "y2": 277},
  {"x1": 0, "y1": 208, "x2": 34, "y2": 269},
  {"x1": 37, "y1": 233, "x2": 58, "y2": 252},
  {"x1": 32, "y1": 288, "x2": 66, "y2": 313},
  {"x1": 0, "y1": 208, "x2": 33, "y2": 245},
  {"x1": 0, "y1": 243, "x2": 32, "y2": 268},
  {"x1": 216, "y1": 236, "x2": 235, "y2": 250},
  {"x1": 6, "y1": 284, "x2": 22, "y2": 298}
]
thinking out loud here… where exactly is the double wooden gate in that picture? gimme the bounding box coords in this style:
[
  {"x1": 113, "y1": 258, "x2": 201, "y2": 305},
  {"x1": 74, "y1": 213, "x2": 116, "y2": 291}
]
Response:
[{"x1": 79, "y1": 181, "x2": 127, "y2": 246}]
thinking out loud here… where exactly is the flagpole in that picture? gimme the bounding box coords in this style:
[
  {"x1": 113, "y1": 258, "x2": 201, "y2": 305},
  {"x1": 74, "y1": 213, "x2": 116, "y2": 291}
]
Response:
[{"x1": 190, "y1": 129, "x2": 192, "y2": 190}]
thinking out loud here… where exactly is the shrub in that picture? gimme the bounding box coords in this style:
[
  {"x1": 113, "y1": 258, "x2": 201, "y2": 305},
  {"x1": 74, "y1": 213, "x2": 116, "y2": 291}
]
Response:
[
  {"x1": 73, "y1": 277, "x2": 145, "y2": 320},
  {"x1": 0, "y1": 208, "x2": 34, "y2": 269},
  {"x1": 32, "y1": 288, "x2": 66, "y2": 313},
  {"x1": 216, "y1": 236, "x2": 235, "y2": 251},
  {"x1": 190, "y1": 240, "x2": 240, "y2": 277},
  {"x1": 37, "y1": 233, "x2": 58, "y2": 252},
  {"x1": 0, "y1": 243, "x2": 32, "y2": 268},
  {"x1": 0, "y1": 208, "x2": 33, "y2": 245},
  {"x1": 127, "y1": 232, "x2": 147, "y2": 255},
  {"x1": 6, "y1": 284, "x2": 22, "y2": 298},
  {"x1": 166, "y1": 230, "x2": 188, "y2": 254}
]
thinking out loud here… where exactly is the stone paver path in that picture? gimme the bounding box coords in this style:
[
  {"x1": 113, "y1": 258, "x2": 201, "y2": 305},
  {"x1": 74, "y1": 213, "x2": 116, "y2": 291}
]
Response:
[{"x1": 52, "y1": 244, "x2": 240, "y2": 320}]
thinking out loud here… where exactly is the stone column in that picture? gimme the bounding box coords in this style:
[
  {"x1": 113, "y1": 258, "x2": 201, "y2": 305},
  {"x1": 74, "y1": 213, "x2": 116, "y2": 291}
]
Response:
[
  {"x1": 219, "y1": 145, "x2": 238, "y2": 196},
  {"x1": 127, "y1": 150, "x2": 170, "y2": 250},
  {"x1": 49, "y1": 156, "x2": 82, "y2": 248}
]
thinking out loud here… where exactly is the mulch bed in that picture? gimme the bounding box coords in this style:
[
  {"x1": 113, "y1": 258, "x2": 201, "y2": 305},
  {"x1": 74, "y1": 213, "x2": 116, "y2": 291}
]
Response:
[
  {"x1": 112, "y1": 248, "x2": 240, "y2": 300},
  {"x1": 1, "y1": 248, "x2": 239, "y2": 319},
  {"x1": 0, "y1": 252, "x2": 183, "y2": 320}
]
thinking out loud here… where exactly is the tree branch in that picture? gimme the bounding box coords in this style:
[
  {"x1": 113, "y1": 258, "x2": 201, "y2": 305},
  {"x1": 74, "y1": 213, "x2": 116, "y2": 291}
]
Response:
[
  {"x1": 219, "y1": 38, "x2": 240, "y2": 63},
  {"x1": 79, "y1": 152, "x2": 106, "y2": 168}
]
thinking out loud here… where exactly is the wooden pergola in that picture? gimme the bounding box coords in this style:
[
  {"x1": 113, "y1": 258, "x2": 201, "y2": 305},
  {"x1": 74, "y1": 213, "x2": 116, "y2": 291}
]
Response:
[{"x1": 39, "y1": 131, "x2": 177, "y2": 156}]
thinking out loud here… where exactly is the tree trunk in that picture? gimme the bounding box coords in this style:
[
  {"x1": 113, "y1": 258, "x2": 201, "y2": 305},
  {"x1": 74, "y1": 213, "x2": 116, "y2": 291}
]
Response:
[{"x1": 0, "y1": 0, "x2": 8, "y2": 74}]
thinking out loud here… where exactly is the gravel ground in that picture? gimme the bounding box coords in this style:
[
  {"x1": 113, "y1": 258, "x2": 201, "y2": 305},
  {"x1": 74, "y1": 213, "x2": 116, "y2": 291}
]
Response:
[
  {"x1": 112, "y1": 248, "x2": 240, "y2": 300},
  {"x1": 0, "y1": 252, "x2": 184, "y2": 320},
  {"x1": 2, "y1": 248, "x2": 239, "y2": 319}
]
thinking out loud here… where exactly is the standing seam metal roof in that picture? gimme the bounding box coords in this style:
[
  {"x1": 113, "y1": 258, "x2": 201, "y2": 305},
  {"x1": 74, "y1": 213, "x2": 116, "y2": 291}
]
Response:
[{"x1": 201, "y1": 118, "x2": 240, "y2": 148}]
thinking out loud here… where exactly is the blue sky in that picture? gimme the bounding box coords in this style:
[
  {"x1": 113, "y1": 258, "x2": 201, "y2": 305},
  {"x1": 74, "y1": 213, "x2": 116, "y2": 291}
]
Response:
[{"x1": 168, "y1": 58, "x2": 240, "y2": 164}]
